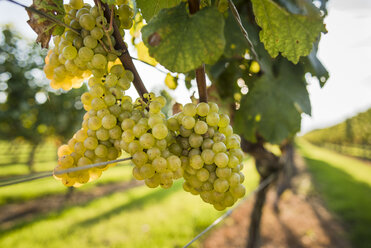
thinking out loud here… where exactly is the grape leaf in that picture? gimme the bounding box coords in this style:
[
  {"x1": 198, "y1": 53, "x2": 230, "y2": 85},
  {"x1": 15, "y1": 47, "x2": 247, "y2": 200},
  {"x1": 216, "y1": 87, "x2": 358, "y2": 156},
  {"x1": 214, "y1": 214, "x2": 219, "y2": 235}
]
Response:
[
  {"x1": 27, "y1": 0, "x2": 65, "y2": 48},
  {"x1": 251, "y1": 0, "x2": 325, "y2": 64},
  {"x1": 141, "y1": 3, "x2": 225, "y2": 73},
  {"x1": 223, "y1": 10, "x2": 250, "y2": 58},
  {"x1": 303, "y1": 43, "x2": 329, "y2": 87},
  {"x1": 135, "y1": 42, "x2": 158, "y2": 66},
  {"x1": 136, "y1": 0, "x2": 182, "y2": 21},
  {"x1": 234, "y1": 60, "x2": 311, "y2": 144}
]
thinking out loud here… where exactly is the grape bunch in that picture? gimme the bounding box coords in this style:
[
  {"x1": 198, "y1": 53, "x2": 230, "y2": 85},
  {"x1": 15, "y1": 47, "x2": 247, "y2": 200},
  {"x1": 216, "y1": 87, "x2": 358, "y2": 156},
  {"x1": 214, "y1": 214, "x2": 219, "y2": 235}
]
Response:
[
  {"x1": 54, "y1": 64, "x2": 130, "y2": 186},
  {"x1": 51, "y1": 0, "x2": 247, "y2": 211},
  {"x1": 120, "y1": 93, "x2": 183, "y2": 189},
  {"x1": 169, "y1": 102, "x2": 246, "y2": 210},
  {"x1": 44, "y1": 0, "x2": 134, "y2": 91}
]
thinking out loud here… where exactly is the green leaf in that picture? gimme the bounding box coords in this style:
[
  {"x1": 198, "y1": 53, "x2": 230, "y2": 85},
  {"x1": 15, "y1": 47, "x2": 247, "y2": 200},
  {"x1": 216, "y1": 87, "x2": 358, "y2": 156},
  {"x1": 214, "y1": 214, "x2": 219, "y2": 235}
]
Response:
[
  {"x1": 303, "y1": 43, "x2": 329, "y2": 87},
  {"x1": 251, "y1": 0, "x2": 325, "y2": 63},
  {"x1": 142, "y1": 3, "x2": 225, "y2": 73},
  {"x1": 136, "y1": 0, "x2": 182, "y2": 21},
  {"x1": 223, "y1": 11, "x2": 249, "y2": 58},
  {"x1": 234, "y1": 60, "x2": 311, "y2": 144}
]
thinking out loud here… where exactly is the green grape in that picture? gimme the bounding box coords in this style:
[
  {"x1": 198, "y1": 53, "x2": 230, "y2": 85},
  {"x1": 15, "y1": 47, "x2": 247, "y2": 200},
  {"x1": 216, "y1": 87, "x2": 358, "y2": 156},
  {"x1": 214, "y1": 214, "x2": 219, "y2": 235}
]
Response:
[
  {"x1": 218, "y1": 113, "x2": 230, "y2": 128},
  {"x1": 216, "y1": 167, "x2": 232, "y2": 179},
  {"x1": 214, "y1": 178, "x2": 229, "y2": 193},
  {"x1": 92, "y1": 54, "x2": 107, "y2": 69},
  {"x1": 140, "y1": 164, "x2": 155, "y2": 178},
  {"x1": 79, "y1": 13, "x2": 95, "y2": 30},
  {"x1": 70, "y1": 0, "x2": 84, "y2": 9},
  {"x1": 196, "y1": 102, "x2": 210, "y2": 116},
  {"x1": 109, "y1": 126, "x2": 122, "y2": 139},
  {"x1": 62, "y1": 45, "x2": 77, "y2": 60},
  {"x1": 96, "y1": 128, "x2": 110, "y2": 141},
  {"x1": 201, "y1": 149, "x2": 215, "y2": 164},
  {"x1": 147, "y1": 147, "x2": 161, "y2": 160},
  {"x1": 183, "y1": 103, "x2": 197, "y2": 116},
  {"x1": 139, "y1": 133, "x2": 156, "y2": 149},
  {"x1": 118, "y1": 4, "x2": 134, "y2": 18},
  {"x1": 194, "y1": 120, "x2": 208, "y2": 135},
  {"x1": 149, "y1": 101, "x2": 162, "y2": 114},
  {"x1": 152, "y1": 123, "x2": 168, "y2": 140},
  {"x1": 214, "y1": 152, "x2": 229, "y2": 167},
  {"x1": 90, "y1": 27, "x2": 104, "y2": 40},
  {"x1": 167, "y1": 155, "x2": 181, "y2": 171},
  {"x1": 189, "y1": 155, "x2": 204, "y2": 169},
  {"x1": 206, "y1": 112, "x2": 220, "y2": 126},
  {"x1": 133, "y1": 124, "x2": 147, "y2": 138},
  {"x1": 88, "y1": 116, "x2": 102, "y2": 130},
  {"x1": 84, "y1": 137, "x2": 98, "y2": 150},
  {"x1": 152, "y1": 157, "x2": 167, "y2": 173},
  {"x1": 91, "y1": 97, "x2": 106, "y2": 110},
  {"x1": 196, "y1": 168, "x2": 209, "y2": 182},
  {"x1": 76, "y1": 7, "x2": 89, "y2": 19},
  {"x1": 78, "y1": 47, "x2": 94, "y2": 61},
  {"x1": 182, "y1": 116, "x2": 196, "y2": 129},
  {"x1": 229, "y1": 184, "x2": 246, "y2": 198},
  {"x1": 83, "y1": 35, "x2": 98, "y2": 49},
  {"x1": 189, "y1": 133, "x2": 203, "y2": 148},
  {"x1": 132, "y1": 151, "x2": 148, "y2": 166},
  {"x1": 94, "y1": 144, "x2": 108, "y2": 158},
  {"x1": 212, "y1": 142, "x2": 227, "y2": 153}
]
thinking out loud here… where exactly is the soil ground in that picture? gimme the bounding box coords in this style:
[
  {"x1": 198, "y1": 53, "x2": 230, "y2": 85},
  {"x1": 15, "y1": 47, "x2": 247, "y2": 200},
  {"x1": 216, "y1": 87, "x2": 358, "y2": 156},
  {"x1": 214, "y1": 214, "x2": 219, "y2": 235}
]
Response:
[{"x1": 203, "y1": 155, "x2": 352, "y2": 248}]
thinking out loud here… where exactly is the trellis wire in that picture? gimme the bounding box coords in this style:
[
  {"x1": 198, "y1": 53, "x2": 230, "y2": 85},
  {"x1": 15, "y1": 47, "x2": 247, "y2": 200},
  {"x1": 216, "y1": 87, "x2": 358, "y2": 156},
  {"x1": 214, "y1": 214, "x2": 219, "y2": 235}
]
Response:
[
  {"x1": 0, "y1": 157, "x2": 132, "y2": 187},
  {"x1": 183, "y1": 174, "x2": 276, "y2": 248}
]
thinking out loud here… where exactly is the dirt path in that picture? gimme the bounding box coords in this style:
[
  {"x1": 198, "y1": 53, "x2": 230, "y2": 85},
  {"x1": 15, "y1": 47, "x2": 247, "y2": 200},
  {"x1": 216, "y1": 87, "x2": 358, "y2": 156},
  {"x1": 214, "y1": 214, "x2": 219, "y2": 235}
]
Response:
[
  {"x1": 203, "y1": 154, "x2": 352, "y2": 248},
  {"x1": 0, "y1": 180, "x2": 143, "y2": 231}
]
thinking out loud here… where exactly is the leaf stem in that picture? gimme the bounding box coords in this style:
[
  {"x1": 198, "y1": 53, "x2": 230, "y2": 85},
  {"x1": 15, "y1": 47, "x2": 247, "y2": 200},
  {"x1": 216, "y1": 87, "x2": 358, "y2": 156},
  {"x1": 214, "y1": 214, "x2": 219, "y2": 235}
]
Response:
[
  {"x1": 95, "y1": 0, "x2": 148, "y2": 98},
  {"x1": 5, "y1": 0, "x2": 80, "y2": 35},
  {"x1": 188, "y1": 0, "x2": 208, "y2": 103}
]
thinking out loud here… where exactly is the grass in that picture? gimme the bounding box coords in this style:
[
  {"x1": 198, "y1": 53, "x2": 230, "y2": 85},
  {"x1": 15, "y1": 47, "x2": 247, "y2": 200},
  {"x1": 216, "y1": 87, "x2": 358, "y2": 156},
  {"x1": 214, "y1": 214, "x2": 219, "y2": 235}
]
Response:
[
  {"x1": 0, "y1": 140, "x2": 136, "y2": 205},
  {"x1": 297, "y1": 139, "x2": 371, "y2": 248},
  {"x1": 0, "y1": 157, "x2": 259, "y2": 248}
]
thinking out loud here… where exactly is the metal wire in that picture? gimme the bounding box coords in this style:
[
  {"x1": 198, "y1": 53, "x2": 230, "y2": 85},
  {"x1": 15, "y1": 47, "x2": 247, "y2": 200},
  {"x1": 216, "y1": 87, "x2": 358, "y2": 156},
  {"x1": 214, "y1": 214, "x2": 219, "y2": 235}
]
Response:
[
  {"x1": 183, "y1": 174, "x2": 276, "y2": 248},
  {"x1": 0, "y1": 157, "x2": 132, "y2": 187}
]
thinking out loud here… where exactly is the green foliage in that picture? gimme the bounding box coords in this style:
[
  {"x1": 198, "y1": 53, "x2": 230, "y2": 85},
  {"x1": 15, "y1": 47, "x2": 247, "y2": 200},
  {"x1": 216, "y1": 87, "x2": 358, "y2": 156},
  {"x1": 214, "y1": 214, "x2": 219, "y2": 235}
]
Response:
[
  {"x1": 304, "y1": 108, "x2": 371, "y2": 147},
  {"x1": 235, "y1": 60, "x2": 310, "y2": 144},
  {"x1": 136, "y1": 0, "x2": 182, "y2": 21},
  {"x1": 142, "y1": 3, "x2": 225, "y2": 73},
  {"x1": 298, "y1": 140, "x2": 371, "y2": 248},
  {"x1": 223, "y1": 10, "x2": 250, "y2": 58},
  {"x1": 251, "y1": 0, "x2": 325, "y2": 63},
  {"x1": 0, "y1": 28, "x2": 84, "y2": 144}
]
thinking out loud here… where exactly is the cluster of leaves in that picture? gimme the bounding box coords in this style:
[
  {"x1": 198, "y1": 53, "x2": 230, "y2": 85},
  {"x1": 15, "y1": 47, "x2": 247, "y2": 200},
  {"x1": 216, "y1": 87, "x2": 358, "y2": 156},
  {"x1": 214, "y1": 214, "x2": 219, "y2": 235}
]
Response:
[
  {"x1": 304, "y1": 108, "x2": 371, "y2": 147},
  {"x1": 23, "y1": 0, "x2": 329, "y2": 147},
  {"x1": 134, "y1": 0, "x2": 328, "y2": 145},
  {"x1": 0, "y1": 27, "x2": 85, "y2": 145}
]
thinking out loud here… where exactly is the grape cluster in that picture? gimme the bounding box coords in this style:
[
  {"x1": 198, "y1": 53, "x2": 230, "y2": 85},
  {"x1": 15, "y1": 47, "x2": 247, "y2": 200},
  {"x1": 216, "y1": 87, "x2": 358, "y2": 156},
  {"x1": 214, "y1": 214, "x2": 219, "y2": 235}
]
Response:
[
  {"x1": 52, "y1": 0, "x2": 246, "y2": 211},
  {"x1": 54, "y1": 64, "x2": 130, "y2": 186},
  {"x1": 44, "y1": 0, "x2": 134, "y2": 91},
  {"x1": 169, "y1": 102, "x2": 246, "y2": 210},
  {"x1": 120, "y1": 94, "x2": 183, "y2": 189}
]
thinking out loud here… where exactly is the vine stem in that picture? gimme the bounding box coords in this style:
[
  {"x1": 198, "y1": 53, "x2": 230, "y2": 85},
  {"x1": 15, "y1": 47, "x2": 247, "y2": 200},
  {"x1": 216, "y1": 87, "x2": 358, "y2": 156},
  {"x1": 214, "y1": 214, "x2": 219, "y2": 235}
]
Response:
[
  {"x1": 95, "y1": 0, "x2": 148, "y2": 98},
  {"x1": 188, "y1": 0, "x2": 208, "y2": 103},
  {"x1": 5, "y1": 0, "x2": 80, "y2": 35}
]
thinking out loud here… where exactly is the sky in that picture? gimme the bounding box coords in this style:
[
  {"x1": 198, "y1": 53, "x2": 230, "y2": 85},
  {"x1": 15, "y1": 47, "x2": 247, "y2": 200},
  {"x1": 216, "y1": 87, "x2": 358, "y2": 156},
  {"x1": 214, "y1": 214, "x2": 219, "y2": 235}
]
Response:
[{"x1": 0, "y1": 0, "x2": 370, "y2": 134}]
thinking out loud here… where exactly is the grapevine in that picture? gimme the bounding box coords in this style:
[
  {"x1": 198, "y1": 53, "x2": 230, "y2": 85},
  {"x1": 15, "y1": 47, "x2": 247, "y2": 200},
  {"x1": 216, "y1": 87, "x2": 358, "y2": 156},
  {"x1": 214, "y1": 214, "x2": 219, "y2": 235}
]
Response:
[{"x1": 4, "y1": 0, "x2": 327, "y2": 218}]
